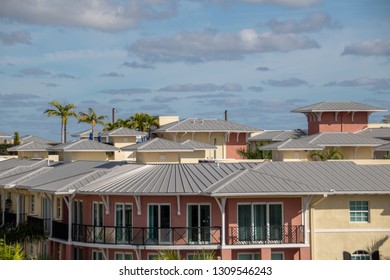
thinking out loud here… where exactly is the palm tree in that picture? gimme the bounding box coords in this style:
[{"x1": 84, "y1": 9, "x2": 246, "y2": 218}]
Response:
[
  {"x1": 78, "y1": 108, "x2": 107, "y2": 136},
  {"x1": 44, "y1": 101, "x2": 77, "y2": 143},
  {"x1": 0, "y1": 237, "x2": 25, "y2": 260},
  {"x1": 308, "y1": 147, "x2": 344, "y2": 161},
  {"x1": 103, "y1": 118, "x2": 132, "y2": 131},
  {"x1": 129, "y1": 113, "x2": 159, "y2": 133}
]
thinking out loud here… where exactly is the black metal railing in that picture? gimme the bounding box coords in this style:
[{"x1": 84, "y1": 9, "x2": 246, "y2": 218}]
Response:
[
  {"x1": 26, "y1": 216, "x2": 45, "y2": 236},
  {"x1": 52, "y1": 220, "x2": 69, "y2": 240},
  {"x1": 69, "y1": 224, "x2": 222, "y2": 246},
  {"x1": 228, "y1": 225, "x2": 304, "y2": 245}
]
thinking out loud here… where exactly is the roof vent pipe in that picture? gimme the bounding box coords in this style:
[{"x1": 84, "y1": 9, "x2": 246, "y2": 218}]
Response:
[
  {"x1": 112, "y1": 108, "x2": 116, "y2": 124},
  {"x1": 224, "y1": 110, "x2": 228, "y2": 121}
]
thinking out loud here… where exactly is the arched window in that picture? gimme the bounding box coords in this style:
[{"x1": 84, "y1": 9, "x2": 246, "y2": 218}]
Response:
[{"x1": 351, "y1": 250, "x2": 370, "y2": 260}]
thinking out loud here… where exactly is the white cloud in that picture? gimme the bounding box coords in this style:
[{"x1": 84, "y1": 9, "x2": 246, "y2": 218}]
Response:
[
  {"x1": 342, "y1": 39, "x2": 390, "y2": 56},
  {"x1": 129, "y1": 29, "x2": 320, "y2": 63},
  {"x1": 0, "y1": 0, "x2": 176, "y2": 32},
  {"x1": 158, "y1": 82, "x2": 243, "y2": 92},
  {"x1": 263, "y1": 78, "x2": 309, "y2": 87},
  {"x1": 209, "y1": 0, "x2": 320, "y2": 8},
  {"x1": 266, "y1": 12, "x2": 340, "y2": 34}
]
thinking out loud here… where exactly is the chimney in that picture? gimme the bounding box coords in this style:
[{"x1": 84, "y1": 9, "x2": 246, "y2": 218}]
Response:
[
  {"x1": 112, "y1": 108, "x2": 116, "y2": 123},
  {"x1": 224, "y1": 110, "x2": 228, "y2": 121}
]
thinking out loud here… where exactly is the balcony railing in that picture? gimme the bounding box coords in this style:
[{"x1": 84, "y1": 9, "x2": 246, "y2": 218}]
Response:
[
  {"x1": 228, "y1": 225, "x2": 304, "y2": 245},
  {"x1": 51, "y1": 223, "x2": 222, "y2": 246}
]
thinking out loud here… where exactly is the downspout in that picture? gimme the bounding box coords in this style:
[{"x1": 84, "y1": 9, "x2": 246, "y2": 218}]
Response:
[{"x1": 310, "y1": 194, "x2": 329, "y2": 260}]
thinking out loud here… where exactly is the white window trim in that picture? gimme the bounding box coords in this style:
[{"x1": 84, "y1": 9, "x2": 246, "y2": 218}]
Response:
[
  {"x1": 237, "y1": 202, "x2": 284, "y2": 228},
  {"x1": 115, "y1": 252, "x2": 133, "y2": 260},
  {"x1": 147, "y1": 203, "x2": 171, "y2": 244},
  {"x1": 237, "y1": 252, "x2": 260, "y2": 260},
  {"x1": 92, "y1": 250, "x2": 104, "y2": 260},
  {"x1": 271, "y1": 251, "x2": 285, "y2": 260},
  {"x1": 349, "y1": 201, "x2": 369, "y2": 223}
]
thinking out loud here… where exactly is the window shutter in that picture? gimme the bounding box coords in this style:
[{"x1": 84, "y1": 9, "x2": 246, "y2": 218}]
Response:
[
  {"x1": 343, "y1": 251, "x2": 351, "y2": 260},
  {"x1": 371, "y1": 250, "x2": 380, "y2": 260}
]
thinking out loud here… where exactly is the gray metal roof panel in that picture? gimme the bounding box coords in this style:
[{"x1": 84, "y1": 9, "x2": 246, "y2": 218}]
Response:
[
  {"x1": 7, "y1": 141, "x2": 51, "y2": 152},
  {"x1": 258, "y1": 139, "x2": 323, "y2": 151},
  {"x1": 49, "y1": 139, "x2": 119, "y2": 152},
  {"x1": 375, "y1": 142, "x2": 390, "y2": 151},
  {"x1": 121, "y1": 138, "x2": 193, "y2": 152},
  {"x1": 21, "y1": 135, "x2": 53, "y2": 144},
  {"x1": 304, "y1": 132, "x2": 389, "y2": 146},
  {"x1": 355, "y1": 127, "x2": 390, "y2": 139},
  {"x1": 156, "y1": 118, "x2": 261, "y2": 133},
  {"x1": 71, "y1": 129, "x2": 102, "y2": 138},
  {"x1": 248, "y1": 130, "x2": 304, "y2": 142},
  {"x1": 180, "y1": 140, "x2": 217, "y2": 150},
  {"x1": 0, "y1": 132, "x2": 11, "y2": 137},
  {"x1": 291, "y1": 101, "x2": 386, "y2": 113},
  {"x1": 0, "y1": 158, "x2": 43, "y2": 173},
  {"x1": 100, "y1": 127, "x2": 147, "y2": 137}
]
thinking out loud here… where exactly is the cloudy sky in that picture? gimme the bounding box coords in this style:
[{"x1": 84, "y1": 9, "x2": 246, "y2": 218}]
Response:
[{"x1": 0, "y1": 0, "x2": 389, "y2": 142}]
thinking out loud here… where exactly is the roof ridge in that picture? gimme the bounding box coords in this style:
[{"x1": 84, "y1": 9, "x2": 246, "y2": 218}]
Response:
[
  {"x1": 205, "y1": 169, "x2": 248, "y2": 194},
  {"x1": 7, "y1": 166, "x2": 53, "y2": 187}
]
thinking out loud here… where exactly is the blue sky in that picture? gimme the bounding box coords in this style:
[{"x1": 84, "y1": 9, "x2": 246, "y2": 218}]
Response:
[{"x1": 0, "y1": 0, "x2": 389, "y2": 142}]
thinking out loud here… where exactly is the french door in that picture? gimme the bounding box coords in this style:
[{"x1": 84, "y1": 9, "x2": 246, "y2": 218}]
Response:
[
  {"x1": 238, "y1": 203, "x2": 282, "y2": 242},
  {"x1": 93, "y1": 202, "x2": 104, "y2": 242},
  {"x1": 188, "y1": 204, "x2": 211, "y2": 243},
  {"x1": 148, "y1": 204, "x2": 170, "y2": 244},
  {"x1": 115, "y1": 203, "x2": 132, "y2": 243}
]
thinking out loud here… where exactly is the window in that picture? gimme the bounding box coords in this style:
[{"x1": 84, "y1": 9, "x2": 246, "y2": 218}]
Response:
[
  {"x1": 350, "y1": 201, "x2": 369, "y2": 222},
  {"x1": 73, "y1": 247, "x2": 83, "y2": 260},
  {"x1": 92, "y1": 250, "x2": 104, "y2": 260},
  {"x1": 115, "y1": 203, "x2": 132, "y2": 243},
  {"x1": 148, "y1": 254, "x2": 158, "y2": 260},
  {"x1": 115, "y1": 252, "x2": 133, "y2": 260},
  {"x1": 188, "y1": 204, "x2": 211, "y2": 244},
  {"x1": 148, "y1": 204, "x2": 171, "y2": 244},
  {"x1": 237, "y1": 253, "x2": 260, "y2": 260},
  {"x1": 238, "y1": 203, "x2": 283, "y2": 243},
  {"x1": 271, "y1": 252, "x2": 284, "y2": 260},
  {"x1": 351, "y1": 250, "x2": 370, "y2": 260},
  {"x1": 30, "y1": 195, "x2": 35, "y2": 214}
]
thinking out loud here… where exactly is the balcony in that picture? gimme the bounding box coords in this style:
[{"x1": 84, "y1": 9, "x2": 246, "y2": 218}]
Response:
[
  {"x1": 52, "y1": 222, "x2": 221, "y2": 246},
  {"x1": 228, "y1": 225, "x2": 304, "y2": 245}
]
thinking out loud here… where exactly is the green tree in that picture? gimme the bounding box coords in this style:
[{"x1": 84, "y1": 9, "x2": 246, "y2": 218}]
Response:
[
  {"x1": 237, "y1": 141, "x2": 272, "y2": 159},
  {"x1": 308, "y1": 147, "x2": 344, "y2": 161},
  {"x1": 156, "y1": 250, "x2": 181, "y2": 260},
  {"x1": 13, "y1": 131, "x2": 21, "y2": 146},
  {"x1": 103, "y1": 118, "x2": 132, "y2": 131},
  {"x1": 44, "y1": 101, "x2": 77, "y2": 143},
  {"x1": 78, "y1": 108, "x2": 107, "y2": 136}
]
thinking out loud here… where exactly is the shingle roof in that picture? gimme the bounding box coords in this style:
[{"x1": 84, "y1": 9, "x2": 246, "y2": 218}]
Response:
[
  {"x1": 7, "y1": 141, "x2": 52, "y2": 152},
  {"x1": 180, "y1": 140, "x2": 217, "y2": 150},
  {"x1": 248, "y1": 130, "x2": 305, "y2": 142},
  {"x1": 291, "y1": 101, "x2": 386, "y2": 113},
  {"x1": 121, "y1": 138, "x2": 193, "y2": 152},
  {"x1": 155, "y1": 118, "x2": 260, "y2": 133},
  {"x1": 99, "y1": 127, "x2": 147, "y2": 137},
  {"x1": 48, "y1": 139, "x2": 119, "y2": 152},
  {"x1": 355, "y1": 127, "x2": 390, "y2": 139}
]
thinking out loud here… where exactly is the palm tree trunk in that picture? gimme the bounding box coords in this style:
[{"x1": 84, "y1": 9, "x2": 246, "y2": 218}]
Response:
[
  {"x1": 61, "y1": 119, "x2": 65, "y2": 143},
  {"x1": 64, "y1": 119, "x2": 67, "y2": 143}
]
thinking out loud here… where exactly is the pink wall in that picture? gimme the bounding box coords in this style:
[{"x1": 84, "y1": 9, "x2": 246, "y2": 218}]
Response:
[
  {"x1": 226, "y1": 133, "x2": 248, "y2": 159},
  {"x1": 307, "y1": 112, "x2": 369, "y2": 135}
]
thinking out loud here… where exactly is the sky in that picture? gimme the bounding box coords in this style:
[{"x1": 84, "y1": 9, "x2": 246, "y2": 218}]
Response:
[{"x1": 0, "y1": 0, "x2": 389, "y2": 142}]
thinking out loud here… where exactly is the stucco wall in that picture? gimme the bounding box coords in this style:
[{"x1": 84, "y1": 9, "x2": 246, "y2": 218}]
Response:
[{"x1": 61, "y1": 152, "x2": 110, "y2": 162}]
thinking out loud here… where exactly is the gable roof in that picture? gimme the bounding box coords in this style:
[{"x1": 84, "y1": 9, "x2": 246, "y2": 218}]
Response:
[
  {"x1": 259, "y1": 138, "x2": 323, "y2": 151},
  {"x1": 71, "y1": 129, "x2": 102, "y2": 138},
  {"x1": 291, "y1": 101, "x2": 386, "y2": 113},
  {"x1": 48, "y1": 139, "x2": 118, "y2": 152},
  {"x1": 99, "y1": 127, "x2": 147, "y2": 137},
  {"x1": 180, "y1": 140, "x2": 217, "y2": 150},
  {"x1": 7, "y1": 141, "x2": 52, "y2": 152},
  {"x1": 375, "y1": 142, "x2": 390, "y2": 151},
  {"x1": 303, "y1": 132, "x2": 389, "y2": 147},
  {"x1": 155, "y1": 118, "x2": 260, "y2": 133},
  {"x1": 0, "y1": 132, "x2": 11, "y2": 138},
  {"x1": 121, "y1": 138, "x2": 193, "y2": 152},
  {"x1": 21, "y1": 135, "x2": 53, "y2": 144}
]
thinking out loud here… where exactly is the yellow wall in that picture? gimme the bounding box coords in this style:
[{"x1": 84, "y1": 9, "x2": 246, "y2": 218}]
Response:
[
  {"x1": 272, "y1": 150, "x2": 309, "y2": 161},
  {"x1": 18, "y1": 151, "x2": 48, "y2": 159},
  {"x1": 136, "y1": 152, "x2": 180, "y2": 164},
  {"x1": 159, "y1": 132, "x2": 225, "y2": 159},
  {"x1": 158, "y1": 116, "x2": 179, "y2": 126},
  {"x1": 311, "y1": 195, "x2": 390, "y2": 260},
  {"x1": 341, "y1": 147, "x2": 373, "y2": 159},
  {"x1": 61, "y1": 152, "x2": 111, "y2": 162},
  {"x1": 109, "y1": 136, "x2": 137, "y2": 148}
]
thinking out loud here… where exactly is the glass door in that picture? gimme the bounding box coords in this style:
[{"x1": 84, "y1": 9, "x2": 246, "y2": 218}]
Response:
[
  {"x1": 115, "y1": 204, "x2": 132, "y2": 243},
  {"x1": 148, "y1": 204, "x2": 171, "y2": 244},
  {"x1": 269, "y1": 204, "x2": 282, "y2": 241},
  {"x1": 93, "y1": 202, "x2": 104, "y2": 242},
  {"x1": 188, "y1": 204, "x2": 211, "y2": 243}
]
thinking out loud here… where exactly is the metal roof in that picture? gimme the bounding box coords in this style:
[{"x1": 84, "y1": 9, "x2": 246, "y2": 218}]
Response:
[
  {"x1": 0, "y1": 158, "x2": 44, "y2": 173},
  {"x1": 355, "y1": 127, "x2": 390, "y2": 139},
  {"x1": 71, "y1": 129, "x2": 102, "y2": 138},
  {"x1": 291, "y1": 101, "x2": 386, "y2": 113},
  {"x1": 121, "y1": 138, "x2": 194, "y2": 152},
  {"x1": 78, "y1": 162, "x2": 259, "y2": 195},
  {"x1": 0, "y1": 132, "x2": 11, "y2": 138},
  {"x1": 48, "y1": 139, "x2": 119, "y2": 152},
  {"x1": 180, "y1": 140, "x2": 217, "y2": 150},
  {"x1": 0, "y1": 159, "x2": 50, "y2": 187},
  {"x1": 19, "y1": 161, "x2": 128, "y2": 193},
  {"x1": 208, "y1": 161, "x2": 390, "y2": 196},
  {"x1": 21, "y1": 135, "x2": 53, "y2": 144},
  {"x1": 155, "y1": 118, "x2": 261, "y2": 133},
  {"x1": 259, "y1": 139, "x2": 323, "y2": 151},
  {"x1": 7, "y1": 141, "x2": 52, "y2": 152},
  {"x1": 375, "y1": 142, "x2": 390, "y2": 151},
  {"x1": 248, "y1": 130, "x2": 305, "y2": 142},
  {"x1": 304, "y1": 132, "x2": 389, "y2": 147},
  {"x1": 99, "y1": 127, "x2": 147, "y2": 137}
]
